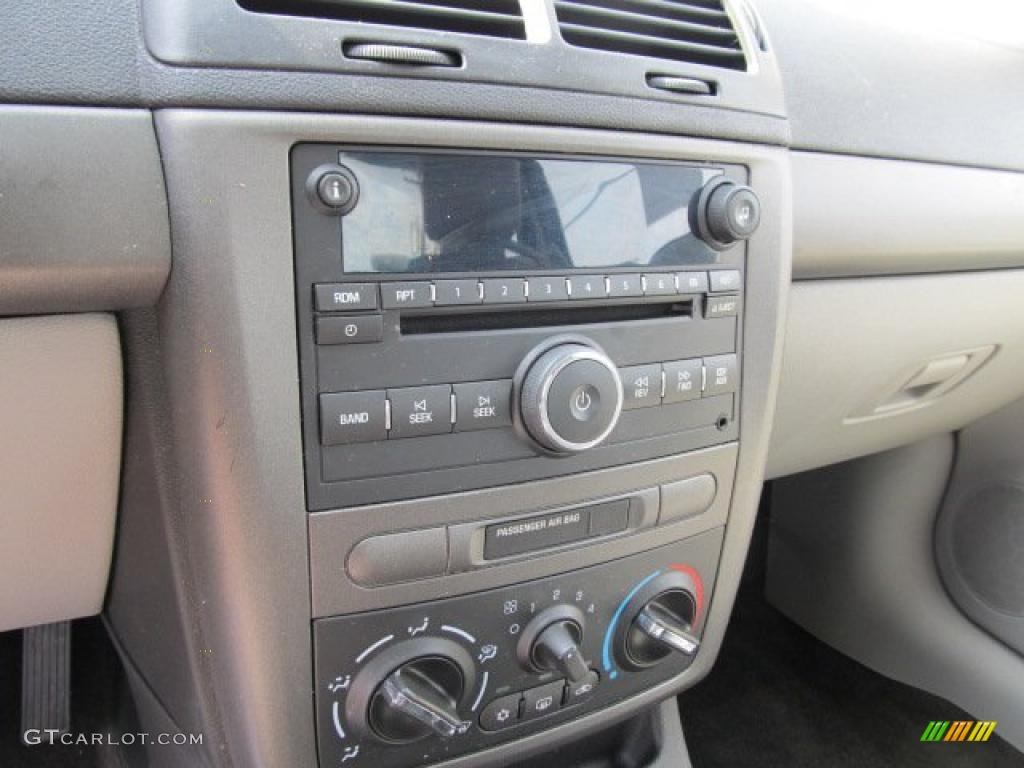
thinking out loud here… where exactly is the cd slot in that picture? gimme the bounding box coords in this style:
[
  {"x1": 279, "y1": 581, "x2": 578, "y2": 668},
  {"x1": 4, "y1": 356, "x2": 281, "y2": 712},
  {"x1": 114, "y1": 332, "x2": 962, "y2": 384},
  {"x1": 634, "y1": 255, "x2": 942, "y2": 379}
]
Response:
[{"x1": 401, "y1": 300, "x2": 693, "y2": 335}]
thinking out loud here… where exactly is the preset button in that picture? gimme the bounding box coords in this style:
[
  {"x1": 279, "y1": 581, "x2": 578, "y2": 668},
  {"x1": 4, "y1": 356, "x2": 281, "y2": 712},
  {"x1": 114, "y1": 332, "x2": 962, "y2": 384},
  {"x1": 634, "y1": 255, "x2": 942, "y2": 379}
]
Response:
[
  {"x1": 527, "y1": 276, "x2": 569, "y2": 303},
  {"x1": 434, "y1": 280, "x2": 482, "y2": 306},
  {"x1": 482, "y1": 278, "x2": 527, "y2": 304},
  {"x1": 677, "y1": 271, "x2": 710, "y2": 294},
  {"x1": 606, "y1": 274, "x2": 644, "y2": 298},
  {"x1": 567, "y1": 275, "x2": 607, "y2": 300}
]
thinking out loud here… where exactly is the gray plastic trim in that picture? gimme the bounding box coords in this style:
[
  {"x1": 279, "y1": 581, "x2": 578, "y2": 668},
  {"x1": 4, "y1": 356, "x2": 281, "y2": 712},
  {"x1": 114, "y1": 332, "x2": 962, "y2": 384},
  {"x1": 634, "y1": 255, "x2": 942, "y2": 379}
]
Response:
[
  {"x1": 141, "y1": 0, "x2": 786, "y2": 120},
  {"x1": 768, "y1": 271, "x2": 1024, "y2": 479},
  {"x1": 311, "y1": 447, "x2": 734, "y2": 617},
  {"x1": 0, "y1": 314, "x2": 122, "y2": 632},
  {"x1": 758, "y1": 0, "x2": 1024, "y2": 172},
  {"x1": 937, "y1": 398, "x2": 1024, "y2": 657},
  {"x1": 791, "y1": 152, "x2": 1024, "y2": 279},
  {"x1": 0, "y1": 107, "x2": 170, "y2": 315},
  {"x1": 768, "y1": 437, "x2": 1024, "y2": 752},
  {"x1": 143, "y1": 110, "x2": 790, "y2": 768}
]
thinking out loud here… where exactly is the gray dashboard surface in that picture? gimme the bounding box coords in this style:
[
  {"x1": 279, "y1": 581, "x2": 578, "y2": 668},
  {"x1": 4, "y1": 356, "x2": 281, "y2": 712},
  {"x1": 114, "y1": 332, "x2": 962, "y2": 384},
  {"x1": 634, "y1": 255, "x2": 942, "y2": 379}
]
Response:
[
  {"x1": 0, "y1": 1, "x2": 786, "y2": 148},
  {"x1": 0, "y1": 107, "x2": 170, "y2": 315},
  {"x1": 758, "y1": 0, "x2": 1024, "y2": 171},
  {"x1": 3, "y1": 0, "x2": 1024, "y2": 171},
  {"x1": 790, "y1": 151, "x2": 1024, "y2": 279}
]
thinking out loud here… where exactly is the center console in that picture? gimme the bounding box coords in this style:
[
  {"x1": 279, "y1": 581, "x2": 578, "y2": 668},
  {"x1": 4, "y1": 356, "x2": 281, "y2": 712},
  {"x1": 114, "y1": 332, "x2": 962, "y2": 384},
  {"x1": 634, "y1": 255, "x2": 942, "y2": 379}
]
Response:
[
  {"x1": 288, "y1": 143, "x2": 769, "y2": 768},
  {"x1": 112, "y1": 111, "x2": 788, "y2": 768}
]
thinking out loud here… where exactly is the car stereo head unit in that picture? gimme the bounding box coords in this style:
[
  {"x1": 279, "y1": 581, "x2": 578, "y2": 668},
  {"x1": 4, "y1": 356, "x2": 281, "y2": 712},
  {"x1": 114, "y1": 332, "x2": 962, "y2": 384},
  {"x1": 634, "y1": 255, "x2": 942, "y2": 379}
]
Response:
[{"x1": 291, "y1": 145, "x2": 758, "y2": 510}]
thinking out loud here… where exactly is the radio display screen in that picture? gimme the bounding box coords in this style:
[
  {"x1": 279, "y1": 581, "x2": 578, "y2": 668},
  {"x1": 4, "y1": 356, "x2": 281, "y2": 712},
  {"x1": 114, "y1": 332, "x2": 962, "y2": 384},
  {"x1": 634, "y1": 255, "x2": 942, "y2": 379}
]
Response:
[{"x1": 338, "y1": 151, "x2": 723, "y2": 274}]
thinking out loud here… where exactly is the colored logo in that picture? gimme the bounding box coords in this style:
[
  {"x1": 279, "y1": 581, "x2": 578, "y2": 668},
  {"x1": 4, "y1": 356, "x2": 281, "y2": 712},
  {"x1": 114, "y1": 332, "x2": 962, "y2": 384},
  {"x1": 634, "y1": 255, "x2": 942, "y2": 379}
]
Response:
[{"x1": 921, "y1": 721, "x2": 997, "y2": 742}]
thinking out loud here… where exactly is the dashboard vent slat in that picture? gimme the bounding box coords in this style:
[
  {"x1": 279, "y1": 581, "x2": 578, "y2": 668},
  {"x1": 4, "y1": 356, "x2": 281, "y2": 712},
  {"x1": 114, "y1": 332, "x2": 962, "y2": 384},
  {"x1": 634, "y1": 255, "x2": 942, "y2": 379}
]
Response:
[
  {"x1": 555, "y1": 0, "x2": 746, "y2": 71},
  {"x1": 237, "y1": 0, "x2": 527, "y2": 40}
]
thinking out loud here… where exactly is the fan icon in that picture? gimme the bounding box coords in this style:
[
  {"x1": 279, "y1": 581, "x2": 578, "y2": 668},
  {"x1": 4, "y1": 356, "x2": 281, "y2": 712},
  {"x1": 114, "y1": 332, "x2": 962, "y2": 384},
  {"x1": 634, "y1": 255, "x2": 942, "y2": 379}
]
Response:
[{"x1": 495, "y1": 708, "x2": 511, "y2": 723}]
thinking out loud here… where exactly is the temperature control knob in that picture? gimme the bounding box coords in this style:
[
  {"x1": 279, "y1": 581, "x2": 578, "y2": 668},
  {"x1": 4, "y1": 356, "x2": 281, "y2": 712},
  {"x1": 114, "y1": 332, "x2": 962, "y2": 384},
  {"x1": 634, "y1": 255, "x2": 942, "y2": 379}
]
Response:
[
  {"x1": 516, "y1": 339, "x2": 623, "y2": 455},
  {"x1": 627, "y1": 591, "x2": 700, "y2": 666},
  {"x1": 614, "y1": 569, "x2": 702, "y2": 672},
  {"x1": 518, "y1": 605, "x2": 590, "y2": 683},
  {"x1": 346, "y1": 638, "x2": 476, "y2": 744}
]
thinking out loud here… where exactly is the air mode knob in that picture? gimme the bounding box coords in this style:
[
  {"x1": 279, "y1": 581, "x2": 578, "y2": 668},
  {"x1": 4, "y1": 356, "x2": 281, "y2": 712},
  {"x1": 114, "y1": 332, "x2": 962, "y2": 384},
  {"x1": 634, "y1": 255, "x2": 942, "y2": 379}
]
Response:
[
  {"x1": 695, "y1": 179, "x2": 761, "y2": 249},
  {"x1": 516, "y1": 340, "x2": 623, "y2": 455},
  {"x1": 345, "y1": 638, "x2": 476, "y2": 745}
]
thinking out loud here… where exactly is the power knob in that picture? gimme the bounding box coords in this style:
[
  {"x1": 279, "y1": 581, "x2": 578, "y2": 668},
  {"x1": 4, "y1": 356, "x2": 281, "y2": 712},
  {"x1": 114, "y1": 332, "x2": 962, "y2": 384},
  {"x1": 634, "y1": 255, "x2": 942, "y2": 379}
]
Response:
[
  {"x1": 515, "y1": 339, "x2": 623, "y2": 455},
  {"x1": 694, "y1": 179, "x2": 761, "y2": 249}
]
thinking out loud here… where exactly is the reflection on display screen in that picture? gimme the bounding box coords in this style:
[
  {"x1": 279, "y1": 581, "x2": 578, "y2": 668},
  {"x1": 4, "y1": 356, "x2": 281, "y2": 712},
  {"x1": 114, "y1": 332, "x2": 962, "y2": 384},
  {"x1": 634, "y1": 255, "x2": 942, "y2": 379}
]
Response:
[{"x1": 339, "y1": 152, "x2": 721, "y2": 274}]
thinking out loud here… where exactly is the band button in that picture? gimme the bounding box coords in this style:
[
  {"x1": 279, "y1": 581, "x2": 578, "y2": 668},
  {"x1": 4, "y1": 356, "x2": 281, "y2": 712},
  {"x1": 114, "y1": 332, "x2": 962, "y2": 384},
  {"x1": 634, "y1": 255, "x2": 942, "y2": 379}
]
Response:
[{"x1": 319, "y1": 391, "x2": 387, "y2": 445}]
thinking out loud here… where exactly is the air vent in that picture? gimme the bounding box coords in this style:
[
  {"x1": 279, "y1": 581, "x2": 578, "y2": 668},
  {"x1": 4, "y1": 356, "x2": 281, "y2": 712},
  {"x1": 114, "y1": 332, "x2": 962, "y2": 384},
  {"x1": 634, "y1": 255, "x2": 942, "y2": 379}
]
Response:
[
  {"x1": 236, "y1": 0, "x2": 527, "y2": 39},
  {"x1": 554, "y1": 0, "x2": 746, "y2": 71}
]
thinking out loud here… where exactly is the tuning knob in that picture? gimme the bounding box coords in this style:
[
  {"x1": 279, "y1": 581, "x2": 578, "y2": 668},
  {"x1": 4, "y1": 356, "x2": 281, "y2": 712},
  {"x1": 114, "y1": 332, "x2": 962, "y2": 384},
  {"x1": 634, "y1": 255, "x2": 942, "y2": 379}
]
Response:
[
  {"x1": 614, "y1": 569, "x2": 702, "y2": 672},
  {"x1": 517, "y1": 605, "x2": 590, "y2": 683},
  {"x1": 695, "y1": 179, "x2": 761, "y2": 249},
  {"x1": 515, "y1": 339, "x2": 623, "y2": 455},
  {"x1": 346, "y1": 638, "x2": 476, "y2": 744}
]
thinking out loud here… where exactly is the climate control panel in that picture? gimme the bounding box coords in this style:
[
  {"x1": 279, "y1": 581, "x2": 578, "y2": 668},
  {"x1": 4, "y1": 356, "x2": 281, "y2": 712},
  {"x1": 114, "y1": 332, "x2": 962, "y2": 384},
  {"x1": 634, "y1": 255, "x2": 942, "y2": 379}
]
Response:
[{"x1": 314, "y1": 529, "x2": 722, "y2": 768}]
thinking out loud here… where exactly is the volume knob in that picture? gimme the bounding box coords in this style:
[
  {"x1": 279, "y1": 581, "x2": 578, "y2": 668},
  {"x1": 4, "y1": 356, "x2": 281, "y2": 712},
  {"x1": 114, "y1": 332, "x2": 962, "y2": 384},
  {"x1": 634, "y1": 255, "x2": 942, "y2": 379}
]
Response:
[{"x1": 517, "y1": 341, "x2": 623, "y2": 454}]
